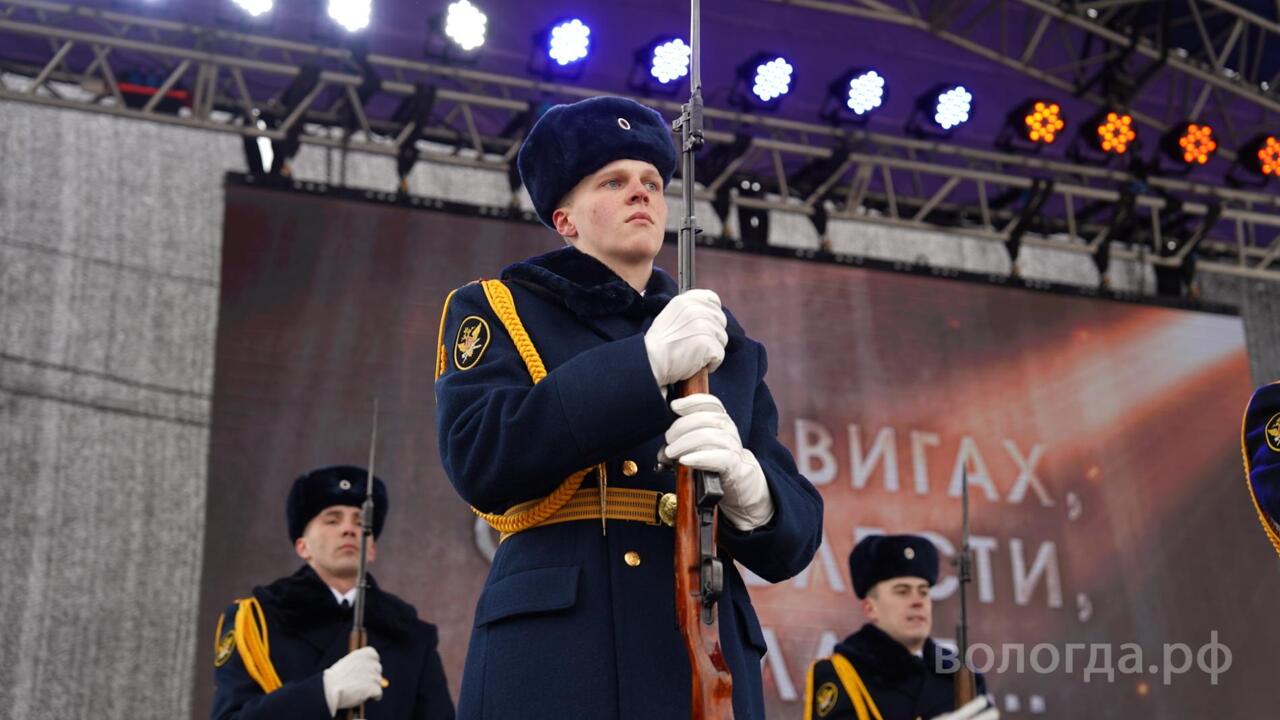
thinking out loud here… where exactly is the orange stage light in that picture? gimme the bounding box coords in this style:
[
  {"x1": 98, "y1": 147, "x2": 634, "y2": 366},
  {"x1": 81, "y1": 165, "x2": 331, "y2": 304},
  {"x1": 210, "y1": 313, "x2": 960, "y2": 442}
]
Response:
[
  {"x1": 1023, "y1": 101, "x2": 1065, "y2": 144},
  {"x1": 1237, "y1": 133, "x2": 1280, "y2": 180},
  {"x1": 1096, "y1": 112, "x2": 1136, "y2": 155},
  {"x1": 1257, "y1": 136, "x2": 1280, "y2": 177},
  {"x1": 1176, "y1": 123, "x2": 1217, "y2": 165}
]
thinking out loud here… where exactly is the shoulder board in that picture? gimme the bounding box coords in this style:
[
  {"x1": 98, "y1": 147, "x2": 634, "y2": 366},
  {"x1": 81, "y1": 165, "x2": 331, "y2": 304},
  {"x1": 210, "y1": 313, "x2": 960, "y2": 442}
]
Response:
[
  {"x1": 213, "y1": 608, "x2": 236, "y2": 668},
  {"x1": 806, "y1": 658, "x2": 847, "y2": 720},
  {"x1": 435, "y1": 280, "x2": 483, "y2": 381}
]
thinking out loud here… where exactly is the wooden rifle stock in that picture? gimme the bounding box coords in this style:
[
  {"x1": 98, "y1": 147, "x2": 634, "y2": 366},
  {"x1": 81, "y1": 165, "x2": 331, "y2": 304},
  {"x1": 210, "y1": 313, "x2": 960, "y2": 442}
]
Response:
[
  {"x1": 953, "y1": 666, "x2": 977, "y2": 708},
  {"x1": 343, "y1": 628, "x2": 369, "y2": 720},
  {"x1": 674, "y1": 368, "x2": 734, "y2": 719}
]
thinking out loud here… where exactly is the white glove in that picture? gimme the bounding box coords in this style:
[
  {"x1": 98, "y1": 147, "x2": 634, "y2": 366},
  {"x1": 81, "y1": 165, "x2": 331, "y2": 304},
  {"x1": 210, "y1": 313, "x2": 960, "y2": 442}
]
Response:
[
  {"x1": 660, "y1": 394, "x2": 774, "y2": 531},
  {"x1": 322, "y1": 646, "x2": 384, "y2": 716},
  {"x1": 931, "y1": 697, "x2": 999, "y2": 720},
  {"x1": 644, "y1": 289, "x2": 728, "y2": 388}
]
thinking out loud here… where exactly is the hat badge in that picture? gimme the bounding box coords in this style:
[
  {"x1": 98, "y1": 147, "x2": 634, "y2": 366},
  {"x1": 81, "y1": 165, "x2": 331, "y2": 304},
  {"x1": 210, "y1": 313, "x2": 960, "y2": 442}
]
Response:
[
  {"x1": 904, "y1": 547, "x2": 915, "y2": 560},
  {"x1": 339, "y1": 479, "x2": 352, "y2": 490},
  {"x1": 617, "y1": 117, "x2": 631, "y2": 130}
]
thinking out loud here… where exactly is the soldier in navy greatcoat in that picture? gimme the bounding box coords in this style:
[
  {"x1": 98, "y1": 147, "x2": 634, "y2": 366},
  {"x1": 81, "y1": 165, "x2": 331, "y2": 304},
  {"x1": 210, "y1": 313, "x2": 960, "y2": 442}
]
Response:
[
  {"x1": 1243, "y1": 381, "x2": 1280, "y2": 553},
  {"x1": 434, "y1": 95, "x2": 824, "y2": 719},
  {"x1": 210, "y1": 465, "x2": 455, "y2": 720},
  {"x1": 803, "y1": 534, "x2": 997, "y2": 720}
]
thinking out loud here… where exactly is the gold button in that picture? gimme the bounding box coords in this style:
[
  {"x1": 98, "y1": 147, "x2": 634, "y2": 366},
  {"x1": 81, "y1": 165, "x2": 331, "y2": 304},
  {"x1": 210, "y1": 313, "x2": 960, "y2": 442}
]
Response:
[
  {"x1": 622, "y1": 460, "x2": 639, "y2": 477},
  {"x1": 624, "y1": 551, "x2": 641, "y2": 567}
]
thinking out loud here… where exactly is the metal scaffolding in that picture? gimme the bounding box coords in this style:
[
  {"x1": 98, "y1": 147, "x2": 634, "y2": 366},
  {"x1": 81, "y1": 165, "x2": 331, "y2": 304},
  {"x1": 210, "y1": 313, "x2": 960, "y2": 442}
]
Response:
[
  {"x1": 770, "y1": 0, "x2": 1280, "y2": 145},
  {"x1": 2, "y1": 0, "x2": 1279, "y2": 283}
]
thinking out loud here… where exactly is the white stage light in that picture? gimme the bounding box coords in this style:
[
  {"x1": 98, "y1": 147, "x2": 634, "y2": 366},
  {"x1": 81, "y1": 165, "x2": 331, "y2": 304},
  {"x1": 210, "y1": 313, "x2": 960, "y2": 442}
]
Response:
[
  {"x1": 845, "y1": 70, "x2": 885, "y2": 116},
  {"x1": 232, "y1": 0, "x2": 272, "y2": 18},
  {"x1": 752, "y1": 57, "x2": 793, "y2": 103},
  {"x1": 547, "y1": 19, "x2": 590, "y2": 66},
  {"x1": 327, "y1": 0, "x2": 371, "y2": 33},
  {"x1": 445, "y1": 0, "x2": 488, "y2": 52},
  {"x1": 650, "y1": 39, "x2": 690, "y2": 84},
  {"x1": 933, "y1": 85, "x2": 973, "y2": 130}
]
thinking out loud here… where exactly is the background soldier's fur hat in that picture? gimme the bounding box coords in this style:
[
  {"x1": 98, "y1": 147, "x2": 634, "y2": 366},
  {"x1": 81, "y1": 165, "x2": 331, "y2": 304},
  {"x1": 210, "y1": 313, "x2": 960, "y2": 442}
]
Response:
[
  {"x1": 849, "y1": 534, "x2": 940, "y2": 599},
  {"x1": 517, "y1": 95, "x2": 677, "y2": 229},
  {"x1": 286, "y1": 465, "x2": 388, "y2": 541}
]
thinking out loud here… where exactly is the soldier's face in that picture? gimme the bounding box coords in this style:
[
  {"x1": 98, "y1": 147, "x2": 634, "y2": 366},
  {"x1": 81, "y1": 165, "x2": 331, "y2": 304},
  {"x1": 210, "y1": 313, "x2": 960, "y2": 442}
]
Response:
[
  {"x1": 295, "y1": 505, "x2": 377, "y2": 582},
  {"x1": 552, "y1": 159, "x2": 668, "y2": 270},
  {"x1": 863, "y1": 577, "x2": 932, "y2": 652}
]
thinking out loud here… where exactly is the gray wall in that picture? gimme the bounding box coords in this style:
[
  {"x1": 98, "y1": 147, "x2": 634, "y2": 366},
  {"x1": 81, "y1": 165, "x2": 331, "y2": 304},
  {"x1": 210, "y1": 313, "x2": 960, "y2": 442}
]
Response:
[
  {"x1": 1201, "y1": 272, "x2": 1280, "y2": 384},
  {"x1": 1, "y1": 102, "x2": 225, "y2": 719},
  {"x1": 1, "y1": 98, "x2": 1277, "y2": 719}
]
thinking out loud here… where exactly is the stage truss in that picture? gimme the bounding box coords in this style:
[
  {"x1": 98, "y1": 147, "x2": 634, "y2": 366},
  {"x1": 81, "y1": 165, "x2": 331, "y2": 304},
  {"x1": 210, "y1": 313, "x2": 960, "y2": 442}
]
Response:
[
  {"x1": 2, "y1": 0, "x2": 1280, "y2": 284},
  {"x1": 771, "y1": 0, "x2": 1280, "y2": 133}
]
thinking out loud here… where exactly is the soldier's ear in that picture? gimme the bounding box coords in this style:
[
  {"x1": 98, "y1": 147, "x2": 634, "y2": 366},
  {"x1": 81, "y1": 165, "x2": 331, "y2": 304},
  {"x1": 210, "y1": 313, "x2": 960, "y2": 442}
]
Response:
[
  {"x1": 860, "y1": 596, "x2": 877, "y2": 621},
  {"x1": 294, "y1": 537, "x2": 311, "y2": 562},
  {"x1": 552, "y1": 207, "x2": 577, "y2": 240}
]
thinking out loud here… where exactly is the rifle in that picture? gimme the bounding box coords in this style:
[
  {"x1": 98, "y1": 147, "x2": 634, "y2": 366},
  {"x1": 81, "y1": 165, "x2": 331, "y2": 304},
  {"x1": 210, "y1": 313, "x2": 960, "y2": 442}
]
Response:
[
  {"x1": 345, "y1": 399, "x2": 379, "y2": 720},
  {"x1": 672, "y1": 1, "x2": 734, "y2": 716},
  {"x1": 953, "y1": 468, "x2": 978, "y2": 708}
]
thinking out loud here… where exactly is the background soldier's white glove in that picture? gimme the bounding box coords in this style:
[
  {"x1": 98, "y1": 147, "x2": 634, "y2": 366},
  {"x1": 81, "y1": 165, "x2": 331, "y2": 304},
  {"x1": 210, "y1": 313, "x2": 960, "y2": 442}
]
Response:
[
  {"x1": 322, "y1": 646, "x2": 383, "y2": 716},
  {"x1": 931, "y1": 697, "x2": 1000, "y2": 720},
  {"x1": 644, "y1": 289, "x2": 728, "y2": 388},
  {"x1": 660, "y1": 394, "x2": 774, "y2": 531}
]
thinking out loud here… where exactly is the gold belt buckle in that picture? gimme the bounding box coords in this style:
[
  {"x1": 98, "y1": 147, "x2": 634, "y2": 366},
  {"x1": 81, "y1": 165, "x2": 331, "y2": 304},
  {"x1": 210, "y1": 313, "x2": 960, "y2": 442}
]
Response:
[{"x1": 657, "y1": 492, "x2": 678, "y2": 527}]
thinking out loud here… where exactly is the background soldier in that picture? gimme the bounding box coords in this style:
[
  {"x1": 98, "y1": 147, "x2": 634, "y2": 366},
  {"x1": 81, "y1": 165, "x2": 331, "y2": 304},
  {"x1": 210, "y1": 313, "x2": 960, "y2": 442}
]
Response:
[
  {"x1": 805, "y1": 534, "x2": 997, "y2": 720},
  {"x1": 210, "y1": 465, "x2": 454, "y2": 720},
  {"x1": 1243, "y1": 381, "x2": 1280, "y2": 554}
]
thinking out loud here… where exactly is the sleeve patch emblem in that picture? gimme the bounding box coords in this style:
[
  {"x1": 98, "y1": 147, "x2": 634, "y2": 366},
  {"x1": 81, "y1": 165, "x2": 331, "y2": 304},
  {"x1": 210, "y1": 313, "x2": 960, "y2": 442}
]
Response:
[
  {"x1": 1267, "y1": 412, "x2": 1280, "y2": 452},
  {"x1": 816, "y1": 681, "x2": 839, "y2": 717},
  {"x1": 454, "y1": 316, "x2": 491, "y2": 371},
  {"x1": 214, "y1": 629, "x2": 236, "y2": 667}
]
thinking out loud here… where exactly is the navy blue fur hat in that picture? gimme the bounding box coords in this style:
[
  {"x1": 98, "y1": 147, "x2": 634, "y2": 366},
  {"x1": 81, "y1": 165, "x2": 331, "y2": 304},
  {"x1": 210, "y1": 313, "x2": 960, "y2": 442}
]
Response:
[
  {"x1": 517, "y1": 95, "x2": 677, "y2": 229},
  {"x1": 286, "y1": 465, "x2": 389, "y2": 542},
  {"x1": 849, "y1": 534, "x2": 940, "y2": 599},
  {"x1": 1243, "y1": 381, "x2": 1280, "y2": 556}
]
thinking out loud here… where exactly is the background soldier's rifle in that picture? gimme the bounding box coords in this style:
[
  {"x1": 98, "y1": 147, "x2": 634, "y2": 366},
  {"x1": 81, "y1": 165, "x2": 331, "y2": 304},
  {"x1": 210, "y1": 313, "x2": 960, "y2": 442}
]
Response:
[
  {"x1": 344, "y1": 400, "x2": 379, "y2": 720},
  {"x1": 954, "y1": 468, "x2": 978, "y2": 708},
  {"x1": 672, "y1": 1, "x2": 734, "y2": 717}
]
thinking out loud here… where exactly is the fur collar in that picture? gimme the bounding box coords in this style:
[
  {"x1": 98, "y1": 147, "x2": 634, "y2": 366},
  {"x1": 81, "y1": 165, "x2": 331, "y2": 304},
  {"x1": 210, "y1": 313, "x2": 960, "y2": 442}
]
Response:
[
  {"x1": 501, "y1": 247, "x2": 677, "y2": 318},
  {"x1": 253, "y1": 565, "x2": 417, "y2": 639},
  {"x1": 836, "y1": 623, "x2": 948, "y2": 682}
]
